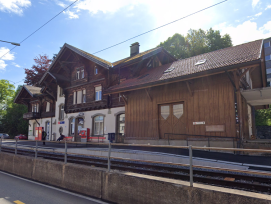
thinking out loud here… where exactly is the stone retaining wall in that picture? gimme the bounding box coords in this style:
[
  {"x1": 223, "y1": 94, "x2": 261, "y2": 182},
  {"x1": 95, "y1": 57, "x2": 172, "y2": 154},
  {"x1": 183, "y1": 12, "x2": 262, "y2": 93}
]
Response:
[{"x1": 0, "y1": 152, "x2": 270, "y2": 204}]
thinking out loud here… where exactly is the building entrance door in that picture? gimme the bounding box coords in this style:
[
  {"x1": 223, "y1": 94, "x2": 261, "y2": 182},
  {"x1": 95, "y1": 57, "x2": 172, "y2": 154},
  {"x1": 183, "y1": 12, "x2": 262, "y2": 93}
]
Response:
[
  {"x1": 75, "y1": 117, "x2": 84, "y2": 142},
  {"x1": 45, "y1": 122, "x2": 50, "y2": 140},
  {"x1": 158, "y1": 102, "x2": 185, "y2": 139}
]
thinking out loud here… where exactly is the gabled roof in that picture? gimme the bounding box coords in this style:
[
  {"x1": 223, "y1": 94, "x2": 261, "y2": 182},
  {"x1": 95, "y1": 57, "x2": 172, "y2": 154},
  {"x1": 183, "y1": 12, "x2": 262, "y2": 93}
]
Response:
[
  {"x1": 39, "y1": 43, "x2": 113, "y2": 84},
  {"x1": 112, "y1": 47, "x2": 175, "y2": 68},
  {"x1": 105, "y1": 39, "x2": 263, "y2": 94},
  {"x1": 14, "y1": 85, "x2": 42, "y2": 103}
]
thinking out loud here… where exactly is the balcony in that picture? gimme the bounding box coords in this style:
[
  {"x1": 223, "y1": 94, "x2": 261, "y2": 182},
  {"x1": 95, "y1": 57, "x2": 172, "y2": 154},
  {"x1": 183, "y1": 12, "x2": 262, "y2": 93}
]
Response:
[
  {"x1": 23, "y1": 112, "x2": 40, "y2": 119},
  {"x1": 41, "y1": 111, "x2": 55, "y2": 118}
]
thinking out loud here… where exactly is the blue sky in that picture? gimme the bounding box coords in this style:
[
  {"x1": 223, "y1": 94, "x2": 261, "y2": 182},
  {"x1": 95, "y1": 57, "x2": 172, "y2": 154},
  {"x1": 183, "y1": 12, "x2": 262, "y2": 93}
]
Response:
[{"x1": 0, "y1": 0, "x2": 271, "y2": 89}]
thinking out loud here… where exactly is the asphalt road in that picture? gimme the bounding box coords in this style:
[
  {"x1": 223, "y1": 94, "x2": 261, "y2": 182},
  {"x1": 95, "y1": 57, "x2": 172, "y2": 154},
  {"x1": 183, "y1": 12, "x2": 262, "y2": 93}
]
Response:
[{"x1": 0, "y1": 171, "x2": 108, "y2": 204}]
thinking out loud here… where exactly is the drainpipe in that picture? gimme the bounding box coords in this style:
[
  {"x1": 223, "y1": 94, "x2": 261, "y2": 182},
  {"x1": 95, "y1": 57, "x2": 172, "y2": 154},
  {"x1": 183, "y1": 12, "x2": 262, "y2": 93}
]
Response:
[{"x1": 51, "y1": 117, "x2": 53, "y2": 141}]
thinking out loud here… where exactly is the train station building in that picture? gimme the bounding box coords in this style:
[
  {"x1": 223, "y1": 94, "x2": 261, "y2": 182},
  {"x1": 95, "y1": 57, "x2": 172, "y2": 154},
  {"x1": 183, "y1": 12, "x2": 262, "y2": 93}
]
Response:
[{"x1": 14, "y1": 39, "x2": 271, "y2": 147}]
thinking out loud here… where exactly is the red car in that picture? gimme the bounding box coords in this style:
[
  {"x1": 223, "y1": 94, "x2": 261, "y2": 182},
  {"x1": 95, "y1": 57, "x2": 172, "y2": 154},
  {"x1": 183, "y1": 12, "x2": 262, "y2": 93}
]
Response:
[{"x1": 14, "y1": 134, "x2": 27, "y2": 140}]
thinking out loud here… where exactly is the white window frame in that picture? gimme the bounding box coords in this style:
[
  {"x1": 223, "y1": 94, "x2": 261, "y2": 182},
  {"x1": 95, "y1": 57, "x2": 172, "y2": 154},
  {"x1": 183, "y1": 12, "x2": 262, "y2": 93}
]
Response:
[
  {"x1": 70, "y1": 118, "x2": 75, "y2": 135},
  {"x1": 32, "y1": 103, "x2": 39, "y2": 113},
  {"x1": 95, "y1": 86, "x2": 102, "y2": 101},
  {"x1": 77, "y1": 90, "x2": 82, "y2": 104},
  {"x1": 81, "y1": 69, "x2": 84, "y2": 78},
  {"x1": 59, "y1": 87, "x2": 63, "y2": 97},
  {"x1": 93, "y1": 115, "x2": 104, "y2": 135},
  {"x1": 76, "y1": 70, "x2": 80, "y2": 80}
]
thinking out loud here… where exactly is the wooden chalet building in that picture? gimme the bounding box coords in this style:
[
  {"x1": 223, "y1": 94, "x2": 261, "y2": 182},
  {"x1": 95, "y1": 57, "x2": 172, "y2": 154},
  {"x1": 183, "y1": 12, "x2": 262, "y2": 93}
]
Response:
[
  {"x1": 14, "y1": 42, "x2": 175, "y2": 141},
  {"x1": 105, "y1": 39, "x2": 269, "y2": 147}
]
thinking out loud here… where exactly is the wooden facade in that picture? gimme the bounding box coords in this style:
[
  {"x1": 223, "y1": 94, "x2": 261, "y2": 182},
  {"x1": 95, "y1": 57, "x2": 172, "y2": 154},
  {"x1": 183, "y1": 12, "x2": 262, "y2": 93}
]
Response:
[{"x1": 124, "y1": 74, "x2": 238, "y2": 139}]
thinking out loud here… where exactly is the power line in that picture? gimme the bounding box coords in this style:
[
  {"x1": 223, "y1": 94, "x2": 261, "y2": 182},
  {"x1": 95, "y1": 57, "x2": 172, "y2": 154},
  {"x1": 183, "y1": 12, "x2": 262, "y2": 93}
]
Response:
[
  {"x1": 0, "y1": 0, "x2": 79, "y2": 60},
  {"x1": 92, "y1": 0, "x2": 227, "y2": 55}
]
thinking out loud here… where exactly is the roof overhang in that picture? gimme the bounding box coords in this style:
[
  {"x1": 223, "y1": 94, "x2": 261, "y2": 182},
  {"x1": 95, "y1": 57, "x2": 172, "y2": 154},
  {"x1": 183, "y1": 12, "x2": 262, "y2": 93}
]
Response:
[{"x1": 241, "y1": 87, "x2": 271, "y2": 106}]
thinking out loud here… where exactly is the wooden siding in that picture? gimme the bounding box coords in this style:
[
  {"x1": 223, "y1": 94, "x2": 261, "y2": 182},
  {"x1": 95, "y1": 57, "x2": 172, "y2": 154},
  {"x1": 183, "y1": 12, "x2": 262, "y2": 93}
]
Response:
[{"x1": 124, "y1": 73, "x2": 237, "y2": 139}]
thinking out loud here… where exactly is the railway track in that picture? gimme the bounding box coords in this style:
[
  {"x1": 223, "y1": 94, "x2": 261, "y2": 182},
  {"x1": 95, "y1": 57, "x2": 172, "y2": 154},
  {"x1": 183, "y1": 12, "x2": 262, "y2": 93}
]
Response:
[{"x1": 1, "y1": 146, "x2": 271, "y2": 194}]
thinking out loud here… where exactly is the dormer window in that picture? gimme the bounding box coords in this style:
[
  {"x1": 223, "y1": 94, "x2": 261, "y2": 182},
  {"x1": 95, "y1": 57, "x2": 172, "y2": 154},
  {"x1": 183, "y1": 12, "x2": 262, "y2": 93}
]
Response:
[
  {"x1": 32, "y1": 103, "x2": 39, "y2": 113},
  {"x1": 76, "y1": 67, "x2": 84, "y2": 80}
]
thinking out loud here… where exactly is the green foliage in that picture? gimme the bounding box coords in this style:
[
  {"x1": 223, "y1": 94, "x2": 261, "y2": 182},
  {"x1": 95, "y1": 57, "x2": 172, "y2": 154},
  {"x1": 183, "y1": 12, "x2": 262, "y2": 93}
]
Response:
[
  {"x1": 0, "y1": 86, "x2": 28, "y2": 136},
  {"x1": 158, "y1": 28, "x2": 233, "y2": 59},
  {"x1": 0, "y1": 79, "x2": 15, "y2": 116},
  {"x1": 255, "y1": 107, "x2": 271, "y2": 126}
]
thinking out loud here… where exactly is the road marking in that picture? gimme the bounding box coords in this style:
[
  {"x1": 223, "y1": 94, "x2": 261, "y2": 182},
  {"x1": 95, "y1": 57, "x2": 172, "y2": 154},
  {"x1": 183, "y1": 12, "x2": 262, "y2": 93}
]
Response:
[
  {"x1": 14, "y1": 201, "x2": 25, "y2": 204},
  {"x1": 0, "y1": 171, "x2": 108, "y2": 204}
]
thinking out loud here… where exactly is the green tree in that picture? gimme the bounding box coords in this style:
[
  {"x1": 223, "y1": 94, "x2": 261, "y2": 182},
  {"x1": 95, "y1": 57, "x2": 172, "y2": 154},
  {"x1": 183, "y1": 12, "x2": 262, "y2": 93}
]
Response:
[
  {"x1": 0, "y1": 80, "x2": 15, "y2": 116},
  {"x1": 158, "y1": 28, "x2": 233, "y2": 59},
  {"x1": 0, "y1": 86, "x2": 28, "y2": 137},
  {"x1": 158, "y1": 33, "x2": 188, "y2": 59},
  {"x1": 255, "y1": 107, "x2": 271, "y2": 126}
]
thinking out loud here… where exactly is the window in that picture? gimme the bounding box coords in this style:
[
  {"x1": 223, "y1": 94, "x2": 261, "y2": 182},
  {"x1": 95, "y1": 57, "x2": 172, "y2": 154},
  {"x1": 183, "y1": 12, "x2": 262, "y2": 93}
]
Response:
[
  {"x1": 46, "y1": 102, "x2": 50, "y2": 112},
  {"x1": 94, "y1": 116, "x2": 104, "y2": 135},
  {"x1": 81, "y1": 69, "x2": 84, "y2": 78},
  {"x1": 95, "y1": 67, "x2": 98, "y2": 75},
  {"x1": 161, "y1": 105, "x2": 169, "y2": 119},
  {"x1": 264, "y1": 41, "x2": 270, "y2": 48},
  {"x1": 73, "y1": 92, "x2": 77, "y2": 104},
  {"x1": 32, "y1": 103, "x2": 39, "y2": 113},
  {"x1": 59, "y1": 104, "x2": 64, "y2": 120},
  {"x1": 77, "y1": 90, "x2": 82, "y2": 104},
  {"x1": 266, "y1": 55, "x2": 271, "y2": 61},
  {"x1": 267, "y1": 68, "x2": 271, "y2": 74},
  {"x1": 70, "y1": 118, "x2": 75, "y2": 135},
  {"x1": 76, "y1": 67, "x2": 84, "y2": 80},
  {"x1": 76, "y1": 70, "x2": 80, "y2": 80},
  {"x1": 95, "y1": 86, "x2": 102, "y2": 101},
  {"x1": 82, "y1": 89, "x2": 86, "y2": 103},
  {"x1": 173, "y1": 104, "x2": 183, "y2": 119}
]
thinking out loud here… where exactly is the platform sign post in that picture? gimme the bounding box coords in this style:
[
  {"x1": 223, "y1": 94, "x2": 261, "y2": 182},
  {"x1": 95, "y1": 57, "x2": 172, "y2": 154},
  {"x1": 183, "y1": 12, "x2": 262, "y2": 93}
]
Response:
[
  {"x1": 64, "y1": 140, "x2": 67, "y2": 164},
  {"x1": 189, "y1": 145, "x2": 193, "y2": 187},
  {"x1": 35, "y1": 140, "x2": 38, "y2": 159},
  {"x1": 15, "y1": 139, "x2": 17, "y2": 155},
  {"x1": 108, "y1": 142, "x2": 112, "y2": 172}
]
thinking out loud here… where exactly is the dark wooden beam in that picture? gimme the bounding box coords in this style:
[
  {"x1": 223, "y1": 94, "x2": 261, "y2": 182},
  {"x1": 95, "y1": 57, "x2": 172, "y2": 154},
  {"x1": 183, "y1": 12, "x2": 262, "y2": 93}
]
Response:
[
  {"x1": 186, "y1": 81, "x2": 193, "y2": 97},
  {"x1": 145, "y1": 89, "x2": 152, "y2": 102},
  {"x1": 121, "y1": 94, "x2": 128, "y2": 105}
]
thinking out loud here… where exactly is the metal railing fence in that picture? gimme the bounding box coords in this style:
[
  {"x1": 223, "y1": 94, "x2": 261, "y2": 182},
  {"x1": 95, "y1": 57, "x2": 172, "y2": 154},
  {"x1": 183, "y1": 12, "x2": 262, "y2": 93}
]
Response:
[{"x1": 1, "y1": 138, "x2": 271, "y2": 187}]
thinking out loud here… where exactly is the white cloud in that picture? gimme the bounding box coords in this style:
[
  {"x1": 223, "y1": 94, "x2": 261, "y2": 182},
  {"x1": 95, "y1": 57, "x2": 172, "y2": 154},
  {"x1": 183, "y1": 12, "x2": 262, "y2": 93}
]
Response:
[
  {"x1": 255, "y1": 12, "x2": 262, "y2": 16},
  {"x1": 56, "y1": 0, "x2": 66, "y2": 8},
  {"x1": 63, "y1": 10, "x2": 79, "y2": 19},
  {"x1": 0, "y1": 0, "x2": 31, "y2": 15},
  {"x1": 214, "y1": 20, "x2": 271, "y2": 45},
  {"x1": 0, "y1": 60, "x2": 7, "y2": 70},
  {"x1": 12, "y1": 62, "x2": 20, "y2": 67},
  {"x1": 0, "y1": 47, "x2": 15, "y2": 60},
  {"x1": 252, "y1": 0, "x2": 260, "y2": 8},
  {"x1": 0, "y1": 47, "x2": 15, "y2": 71},
  {"x1": 265, "y1": 5, "x2": 271, "y2": 10}
]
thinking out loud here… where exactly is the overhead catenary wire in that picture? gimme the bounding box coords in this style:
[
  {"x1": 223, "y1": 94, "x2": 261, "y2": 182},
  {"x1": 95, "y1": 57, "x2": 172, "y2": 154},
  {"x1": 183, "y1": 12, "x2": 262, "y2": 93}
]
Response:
[
  {"x1": 92, "y1": 0, "x2": 228, "y2": 54},
  {"x1": 0, "y1": 0, "x2": 79, "y2": 60}
]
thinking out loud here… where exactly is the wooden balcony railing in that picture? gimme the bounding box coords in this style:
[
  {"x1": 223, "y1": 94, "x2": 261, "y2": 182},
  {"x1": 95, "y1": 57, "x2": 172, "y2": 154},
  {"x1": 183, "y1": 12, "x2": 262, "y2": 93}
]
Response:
[
  {"x1": 41, "y1": 111, "x2": 55, "y2": 118},
  {"x1": 23, "y1": 112, "x2": 40, "y2": 119}
]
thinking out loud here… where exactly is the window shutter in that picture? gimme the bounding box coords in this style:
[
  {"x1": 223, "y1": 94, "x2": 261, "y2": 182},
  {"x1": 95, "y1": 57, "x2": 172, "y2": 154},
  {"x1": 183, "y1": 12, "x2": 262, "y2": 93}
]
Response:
[
  {"x1": 73, "y1": 92, "x2": 76, "y2": 104},
  {"x1": 77, "y1": 90, "x2": 82, "y2": 104}
]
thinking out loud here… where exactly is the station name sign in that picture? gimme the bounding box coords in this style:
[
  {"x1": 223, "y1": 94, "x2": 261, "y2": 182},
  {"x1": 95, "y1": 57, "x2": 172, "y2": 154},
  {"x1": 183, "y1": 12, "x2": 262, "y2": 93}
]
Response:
[{"x1": 193, "y1": 121, "x2": 205, "y2": 125}]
